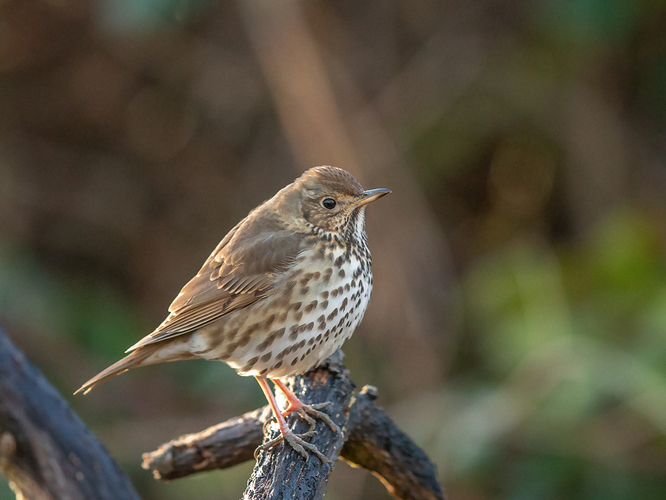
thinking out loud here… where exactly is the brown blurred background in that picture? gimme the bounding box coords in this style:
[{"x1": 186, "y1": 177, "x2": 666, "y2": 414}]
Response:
[{"x1": 2, "y1": 0, "x2": 666, "y2": 499}]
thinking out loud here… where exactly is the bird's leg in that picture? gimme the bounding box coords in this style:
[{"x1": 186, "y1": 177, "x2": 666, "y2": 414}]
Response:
[
  {"x1": 271, "y1": 378, "x2": 341, "y2": 437},
  {"x1": 254, "y1": 376, "x2": 329, "y2": 464}
]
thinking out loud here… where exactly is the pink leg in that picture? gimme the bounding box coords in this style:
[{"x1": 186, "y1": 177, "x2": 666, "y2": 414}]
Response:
[
  {"x1": 271, "y1": 378, "x2": 341, "y2": 433},
  {"x1": 271, "y1": 378, "x2": 308, "y2": 416},
  {"x1": 256, "y1": 376, "x2": 293, "y2": 436},
  {"x1": 254, "y1": 376, "x2": 330, "y2": 463}
]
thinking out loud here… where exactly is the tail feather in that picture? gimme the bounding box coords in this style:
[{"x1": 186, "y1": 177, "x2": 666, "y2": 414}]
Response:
[{"x1": 75, "y1": 345, "x2": 160, "y2": 395}]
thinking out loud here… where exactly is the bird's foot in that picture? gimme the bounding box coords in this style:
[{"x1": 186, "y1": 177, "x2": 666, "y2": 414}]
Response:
[
  {"x1": 264, "y1": 400, "x2": 343, "y2": 436},
  {"x1": 254, "y1": 428, "x2": 330, "y2": 463},
  {"x1": 255, "y1": 378, "x2": 341, "y2": 463},
  {"x1": 263, "y1": 401, "x2": 342, "y2": 437},
  {"x1": 287, "y1": 402, "x2": 342, "y2": 437}
]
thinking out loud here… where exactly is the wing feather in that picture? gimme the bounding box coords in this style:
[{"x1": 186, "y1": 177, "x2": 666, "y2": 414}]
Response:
[{"x1": 127, "y1": 214, "x2": 304, "y2": 352}]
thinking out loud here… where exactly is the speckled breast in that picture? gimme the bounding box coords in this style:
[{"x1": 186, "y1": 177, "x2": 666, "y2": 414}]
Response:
[{"x1": 189, "y1": 238, "x2": 373, "y2": 379}]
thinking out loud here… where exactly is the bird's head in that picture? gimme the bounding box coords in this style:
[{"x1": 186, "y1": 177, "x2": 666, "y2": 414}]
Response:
[{"x1": 280, "y1": 166, "x2": 390, "y2": 239}]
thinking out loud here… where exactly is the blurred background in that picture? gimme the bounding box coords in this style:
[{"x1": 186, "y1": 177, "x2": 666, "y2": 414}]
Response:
[{"x1": 1, "y1": 0, "x2": 666, "y2": 498}]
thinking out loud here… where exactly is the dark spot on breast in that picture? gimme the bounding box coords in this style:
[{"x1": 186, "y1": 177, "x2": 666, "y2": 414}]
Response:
[
  {"x1": 286, "y1": 280, "x2": 297, "y2": 290},
  {"x1": 316, "y1": 334, "x2": 322, "y2": 342},
  {"x1": 256, "y1": 340, "x2": 268, "y2": 352},
  {"x1": 219, "y1": 353, "x2": 231, "y2": 361},
  {"x1": 292, "y1": 302, "x2": 302, "y2": 311},
  {"x1": 320, "y1": 291, "x2": 329, "y2": 300},
  {"x1": 320, "y1": 300, "x2": 329, "y2": 309},
  {"x1": 289, "y1": 325, "x2": 299, "y2": 340},
  {"x1": 341, "y1": 298, "x2": 348, "y2": 311},
  {"x1": 300, "y1": 274, "x2": 313, "y2": 285},
  {"x1": 259, "y1": 368, "x2": 268, "y2": 375},
  {"x1": 304, "y1": 300, "x2": 318, "y2": 313},
  {"x1": 294, "y1": 311, "x2": 303, "y2": 322},
  {"x1": 261, "y1": 353, "x2": 272, "y2": 362},
  {"x1": 264, "y1": 314, "x2": 276, "y2": 328},
  {"x1": 351, "y1": 280, "x2": 356, "y2": 288},
  {"x1": 344, "y1": 284, "x2": 351, "y2": 292},
  {"x1": 306, "y1": 322, "x2": 314, "y2": 331},
  {"x1": 313, "y1": 272, "x2": 321, "y2": 279},
  {"x1": 227, "y1": 329, "x2": 239, "y2": 341},
  {"x1": 331, "y1": 288, "x2": 339, "y2": 298},
  {"x1": 274, "y1": 360, "x2": 283, "y2": 369},
  {"x1": 338, "y1": 269, "x2": 345, "y2": 278},
  {"x1": 300, "y1": 287, "x2": 310, "y2": 295},
  {"x1": 335, "y1": 256, "x2": 345, "y2": 268},
  {"x1": 291, "y1": 358, "x2": 298, "y2": 366},
  {"x1": 242, "y1": 356, "x2": 259, "y2": 371},
  {"x1": 238, "y1": 335, "x2": 251, "y2": 348},
  {"x1": 327, "y1": 309, "x2": 338, "y2": 321},
  {"x1": 308, "y1": 338, "x2": 314, "y2": 345}
]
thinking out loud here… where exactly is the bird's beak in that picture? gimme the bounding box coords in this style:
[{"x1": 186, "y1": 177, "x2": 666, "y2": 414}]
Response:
[{"x1": 352, "y1": 188, "x2": 391, "y2": 208}]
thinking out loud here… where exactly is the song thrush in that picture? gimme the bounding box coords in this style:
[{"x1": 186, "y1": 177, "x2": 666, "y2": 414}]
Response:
[{"x1": 76, "y1": 166, "x2": 390, "y2": 462}]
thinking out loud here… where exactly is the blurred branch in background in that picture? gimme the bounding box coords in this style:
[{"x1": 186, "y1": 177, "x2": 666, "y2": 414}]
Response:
[
  {"x1": 0, "y1": 329, "x2": 140, "y2": 500},
  {"x1": 1, "y1": 0, "x2": 666, "y2": 499},
  {"x1": 239, "y1": 0, "x2": 458, "y2": 394}
]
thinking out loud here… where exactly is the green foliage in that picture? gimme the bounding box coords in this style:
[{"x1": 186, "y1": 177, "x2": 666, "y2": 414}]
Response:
[
  {"x1": 422, "y1": 209, "x2": 666, "y2": 498},
  {"x1": 0, "y1": 244, "x2": 141, "y2": 361}
]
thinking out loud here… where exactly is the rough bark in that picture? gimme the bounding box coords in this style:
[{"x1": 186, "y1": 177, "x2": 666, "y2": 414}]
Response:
[
  {"x1": 0, "y1": 329, "x2": 141, "y2": 500},
  {"x1": 0, "y1": 327, "x2": 443, "y2": 500},
  {"x1": 143, "y1": 352, "x2": 444, "y2": 500}
]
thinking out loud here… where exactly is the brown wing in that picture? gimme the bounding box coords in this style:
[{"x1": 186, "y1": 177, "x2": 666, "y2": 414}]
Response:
[{"x1": 126, "y1": 216, "x2": 304, "y2": 352}]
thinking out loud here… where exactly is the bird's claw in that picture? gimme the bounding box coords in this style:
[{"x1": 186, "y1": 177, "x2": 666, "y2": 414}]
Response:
[
  {"x1": 254, "y1": 428, "x2": 329, "y2": 463},
  {"x1": 284, "y1": 432, "x2": 330, "y2": 463},
  {"x1": 293, "y1": 403, "x2": 341, "y2": 437},
  {"x1": 255, "y1": 399, "x2": 340, "y2": 462}
]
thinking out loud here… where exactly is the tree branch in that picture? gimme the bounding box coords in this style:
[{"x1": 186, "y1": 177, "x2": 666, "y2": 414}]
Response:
[
  {"x1": 0, "y1": 329, "x2": 141, "y2": 500},
  {"x1": 0, "y1": 326, "x2": 443, "y2": 500},
  {"x1": 143, "y1": 352, "x2": 444, "y2": 500}
]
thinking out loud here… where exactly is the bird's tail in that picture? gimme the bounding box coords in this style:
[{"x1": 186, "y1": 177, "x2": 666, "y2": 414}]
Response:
[{"x1": 75, "y1": 343, "x2": 164, "y2": 395}]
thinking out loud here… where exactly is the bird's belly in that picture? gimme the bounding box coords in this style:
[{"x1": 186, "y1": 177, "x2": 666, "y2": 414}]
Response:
[{"x1": 189, "y1": 250, "x2": 372, "y2": 379}]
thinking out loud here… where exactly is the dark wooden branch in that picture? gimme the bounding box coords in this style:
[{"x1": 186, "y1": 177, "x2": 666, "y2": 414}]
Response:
[
  {"x1": 143, "y1": 352, "x2": 444, "y2": 500},
  {"x1": 0, "y1": 329, "x2": 141, "y2": 500},
  {"x1": 342, "y1": 386, "x2": 443, "y2": 500},
  {"x1": 144, "y1": 406, "x2": 272, "y2": 480}
]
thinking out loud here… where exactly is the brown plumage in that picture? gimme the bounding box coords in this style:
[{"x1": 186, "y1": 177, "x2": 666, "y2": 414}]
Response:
[{"x1": 76, "y1": 166, "x2": 390, "y2": 462}]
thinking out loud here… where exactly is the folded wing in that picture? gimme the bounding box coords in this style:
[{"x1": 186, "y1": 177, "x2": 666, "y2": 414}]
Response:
[{"x1": 127, "y1": 217, "x2": 304, "y2": 352}]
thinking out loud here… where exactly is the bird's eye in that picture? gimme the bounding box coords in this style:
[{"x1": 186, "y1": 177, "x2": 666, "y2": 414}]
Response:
[{"x1": 322, "y1": 198, "x2": 337, "y2": 209}]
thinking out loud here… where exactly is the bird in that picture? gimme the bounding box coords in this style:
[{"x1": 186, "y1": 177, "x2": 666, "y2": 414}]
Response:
[{"x1": 76, "y1": 166, "x2": 390, "y2": 463}]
